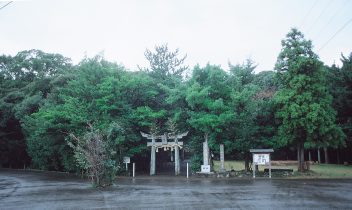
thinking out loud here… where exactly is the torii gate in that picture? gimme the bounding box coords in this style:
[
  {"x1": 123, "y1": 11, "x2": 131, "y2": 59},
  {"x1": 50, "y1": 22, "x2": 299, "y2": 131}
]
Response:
[{"x1": 141, "y1": 131, "x2": 188, "y2": 175}]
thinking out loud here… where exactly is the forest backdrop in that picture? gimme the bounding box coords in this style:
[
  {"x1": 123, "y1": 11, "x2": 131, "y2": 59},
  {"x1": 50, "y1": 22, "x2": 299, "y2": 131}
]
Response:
[{"x1": 0, "y1": 29, "x2": 351, "y2": 174}]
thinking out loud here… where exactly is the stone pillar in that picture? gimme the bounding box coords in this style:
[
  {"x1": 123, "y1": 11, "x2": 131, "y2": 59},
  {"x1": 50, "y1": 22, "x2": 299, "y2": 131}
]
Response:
[
  {"x1": 203, "y1": 141, "x2": 209, "y2": 166},
  {"x1": 133, "y1": 163, "x2": 135, "y2": 177},
  {"x1": 220, "y1": 144, "x2": 225, "y2": 172},
  {"x1": 252, "y1": 153, "x2": 256, "y2": 178},
  {"x1": 150, "y1": 146, "x2": 156, "y2": 175},
  {"x1": 150, "y1": 137, "x2": 156, "y2": 175},
  {"x1": 269, "y1": 154, "x2": 272, "y2": 178},
  {"x1": 175, "y1": 146, "x2": 180, "y2": 175}
]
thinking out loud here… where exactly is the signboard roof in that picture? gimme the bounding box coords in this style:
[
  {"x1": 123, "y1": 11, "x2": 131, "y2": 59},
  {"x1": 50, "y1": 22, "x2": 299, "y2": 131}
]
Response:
[{"x1": 249, "y1": 149, "x2": 274, "y2": 153}]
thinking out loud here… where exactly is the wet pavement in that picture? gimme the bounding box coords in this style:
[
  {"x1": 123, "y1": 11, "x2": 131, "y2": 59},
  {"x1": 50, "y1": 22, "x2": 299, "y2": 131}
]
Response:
[{"x1": 1, "y1": 169, "x2": 352, "y2": 209}]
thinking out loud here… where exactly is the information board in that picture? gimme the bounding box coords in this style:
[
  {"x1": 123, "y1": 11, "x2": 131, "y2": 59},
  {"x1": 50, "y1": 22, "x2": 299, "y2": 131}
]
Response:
[
  {"x1": 123, "y1": 156, "x2": 130, "y2": 164},
  {"x1": 253, "y1": 154, "x2": 270, "y2": 165}
]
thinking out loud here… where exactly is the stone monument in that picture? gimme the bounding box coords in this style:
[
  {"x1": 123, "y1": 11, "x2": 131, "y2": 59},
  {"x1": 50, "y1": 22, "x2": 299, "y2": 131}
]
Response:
[
  {"x1": 219, "y1": 144, "x2": 225, "y2": 172},
  {"x1": 201, "y1": 135, "x2": 211, "y2": 173}
]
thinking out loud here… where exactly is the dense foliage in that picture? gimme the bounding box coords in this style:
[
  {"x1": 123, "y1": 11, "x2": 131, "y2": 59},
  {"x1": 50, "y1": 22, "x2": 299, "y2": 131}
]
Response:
[{"x1": 0, "y1": 30, "x2": 350, "y2": 175}]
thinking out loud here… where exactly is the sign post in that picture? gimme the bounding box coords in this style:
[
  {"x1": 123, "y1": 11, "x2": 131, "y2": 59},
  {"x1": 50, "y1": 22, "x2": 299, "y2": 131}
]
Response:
[
  {"x1": 123, "y1": 156, "x2": 130, "y2": 171},
  {"x1": 249, "y1": 149, "x2": 274, "y2": 178}
]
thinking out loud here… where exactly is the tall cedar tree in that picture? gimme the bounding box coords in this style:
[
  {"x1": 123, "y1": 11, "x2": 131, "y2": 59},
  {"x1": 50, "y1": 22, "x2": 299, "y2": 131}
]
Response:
[{"x1": 275, "y1": 28, "x2": 344, "y2": 171}]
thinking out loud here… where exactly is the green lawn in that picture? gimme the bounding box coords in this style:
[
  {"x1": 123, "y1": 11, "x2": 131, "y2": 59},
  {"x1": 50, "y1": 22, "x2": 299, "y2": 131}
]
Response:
[
  {"x1": 213, "y1": 160, "x2": 245, "y2": 171},
  {"x1": 213, "y1": 160, "x2": 352, "y2": 178},
  {"x1": 309, "y1": 164, "x2": 352, "y2": 178}
]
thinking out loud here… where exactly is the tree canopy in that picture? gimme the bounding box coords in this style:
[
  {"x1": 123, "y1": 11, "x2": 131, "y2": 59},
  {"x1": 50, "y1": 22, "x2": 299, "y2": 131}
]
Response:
[{"x1": 0, "y1": 34, "x2": 350, "y2": 175}]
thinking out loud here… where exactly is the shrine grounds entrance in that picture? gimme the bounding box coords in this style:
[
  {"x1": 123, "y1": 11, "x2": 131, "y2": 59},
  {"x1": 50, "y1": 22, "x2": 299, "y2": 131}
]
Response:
[
  {"x1": 130, "y1": 152, "x2": 190, "y2": 176},
  {"x1": 155, "y1": 150, "x2": 188, "y2": 175},
  {"x1": 140, "y1": 131, "x2": 188, "y2": 176}
]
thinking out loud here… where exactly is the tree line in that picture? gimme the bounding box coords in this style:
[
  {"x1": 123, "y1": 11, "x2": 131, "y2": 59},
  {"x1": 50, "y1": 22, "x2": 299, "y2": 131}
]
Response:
[{"x1": 1, "y1": 29, "x2": 351, "y2": 177}]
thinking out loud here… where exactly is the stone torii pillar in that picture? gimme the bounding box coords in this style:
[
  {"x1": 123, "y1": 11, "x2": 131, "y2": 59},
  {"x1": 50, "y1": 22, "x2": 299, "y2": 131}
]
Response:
[
  {"x1": 150, "y1": 138, "x2": 156, "y2": 175},
  {"x1": 168, "y1": 132, "x2": 188, "y2": 176},
  {"x1": 175, "y1": 145, "x2": 180, "y2": 175},
  {"x1": 140, "y1": 132, "x2": 158, "y2": 175}
]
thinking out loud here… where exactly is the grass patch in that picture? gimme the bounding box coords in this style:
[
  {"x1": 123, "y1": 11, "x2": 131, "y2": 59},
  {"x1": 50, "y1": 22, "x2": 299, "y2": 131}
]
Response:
[
  {"x1": 310, "y1": 164, "x2": 352, "y2": 178},
  {"x1": 213, "y1": 160, "x2": 245, "y2": 171},
  {"x1": 213, "y1": 160, "x2": 352, "y2": 178}
]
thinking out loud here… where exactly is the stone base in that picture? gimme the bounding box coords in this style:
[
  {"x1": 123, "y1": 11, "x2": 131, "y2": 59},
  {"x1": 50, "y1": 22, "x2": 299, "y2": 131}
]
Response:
[
  {"x1": 196, "y1": 171, "x2": 215, "y2": 177},
  {"x1": 201, "y1": 165, "x2": 211, "y2": 173},
  {"x1": 219, "y1": 168, "x2": 226, "y2": 173}
]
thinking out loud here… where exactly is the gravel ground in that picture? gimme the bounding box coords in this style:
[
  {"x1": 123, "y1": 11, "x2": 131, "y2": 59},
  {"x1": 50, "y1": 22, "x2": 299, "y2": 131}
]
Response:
[{"x1": 1, "y1": 169, "x2": 352, "y2": 209}]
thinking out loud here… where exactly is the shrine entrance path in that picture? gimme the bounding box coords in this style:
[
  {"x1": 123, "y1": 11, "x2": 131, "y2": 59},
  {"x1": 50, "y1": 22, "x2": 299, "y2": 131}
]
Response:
[{"x1": 1, "y1": 169, "x2": 352, "y2": 209}]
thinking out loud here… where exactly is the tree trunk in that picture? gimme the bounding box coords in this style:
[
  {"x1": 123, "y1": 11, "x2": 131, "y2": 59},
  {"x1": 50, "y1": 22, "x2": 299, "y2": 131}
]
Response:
[
  {"x1": 317, "y1": 148, "x2": 321, "y2": 163},
  {"x1": 308, "y1": 151, "x2": 311, "y2": 162},
  {"x1": 297, "y1": 146, "x2": 300, "y2": 170},
  {"x1": 337, "y1": 149, "x2": 340, "y2": 165},
  {"x1": 209, "y1": 149, "x2": 214, "y2": 169},
  {"x1": 245, "y1": 153, "x2": 250, "y2": 172},
  {"x1": 297, "y1": 147, "x2": 300, "y2": 162},
  {"x1": 300, "y1": 146, "x2": 305, "y2": 171},
  {"x1": 297, "y1": 144, "x2": 305, "y2": 172},
  {"x1": 324, "y1": 147, "x2": 329, "y2": 164}
]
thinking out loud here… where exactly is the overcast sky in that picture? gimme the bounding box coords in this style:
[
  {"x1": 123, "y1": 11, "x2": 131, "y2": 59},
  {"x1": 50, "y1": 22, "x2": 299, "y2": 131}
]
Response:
[{"x1": 0, "y1": 0, "x2": 351, "y2": 72}]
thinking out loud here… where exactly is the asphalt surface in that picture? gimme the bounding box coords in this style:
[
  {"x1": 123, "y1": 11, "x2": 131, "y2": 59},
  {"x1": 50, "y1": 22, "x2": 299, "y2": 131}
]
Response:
[{"x1": 1, "y1": 169, "x2": 352, "y2": 210}]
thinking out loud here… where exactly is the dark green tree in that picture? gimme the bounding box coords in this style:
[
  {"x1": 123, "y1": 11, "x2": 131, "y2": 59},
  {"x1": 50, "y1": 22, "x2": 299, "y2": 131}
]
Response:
[
  {"x1": 227, "y1": 62, "x2": 278, "y2": 171},
  {"x1": 23, "y1": 56, "x2": 129, "y2": 171},
  {"x1": 185, "y1": 64, "x2": 233, "y2": 170},
  {"x1": 138, "y1": 44, "x2": 189, "y2": 134},
  {"x1": 327, "y1": 53, "x2": 352, "y2": 162},
  {"x1": 0, "y1": 50, "x2": 71, "y2": 168},
  {"x1": 274, "y1": 28, "x2": 345, "y2": 171},
  {"x1": 328, "y1": 54, "x2": 352, "y2": 142},
  {"x1": 140, "y1": 43, "x2": 188, "y2": 83}
]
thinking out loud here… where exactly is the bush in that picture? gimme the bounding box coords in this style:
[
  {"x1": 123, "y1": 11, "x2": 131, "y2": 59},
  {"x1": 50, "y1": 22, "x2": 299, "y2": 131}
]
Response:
[
  {"x1": 190, "y1": 154, "x2": 202, "y2": 173},
  {"x1": 68, "y1": 124, "x2": 118, "y2": 187}
]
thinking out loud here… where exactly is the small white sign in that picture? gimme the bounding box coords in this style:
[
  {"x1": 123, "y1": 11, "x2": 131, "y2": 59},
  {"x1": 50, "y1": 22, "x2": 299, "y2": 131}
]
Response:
[
  {"x1": 253, "y1": 154, "x2": 270, "y2": 165},
  {"x1": 201, "y1": 165, "x2": 211, "y2": 173},
  {"x1": 123, "y1": 156, "x2": 130, "y2": 164}
]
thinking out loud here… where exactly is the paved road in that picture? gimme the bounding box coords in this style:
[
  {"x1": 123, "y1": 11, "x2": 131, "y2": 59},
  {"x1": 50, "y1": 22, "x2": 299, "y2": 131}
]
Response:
[{"x1": 1, "y1": 169, "x2": 352, "y2": 209}]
